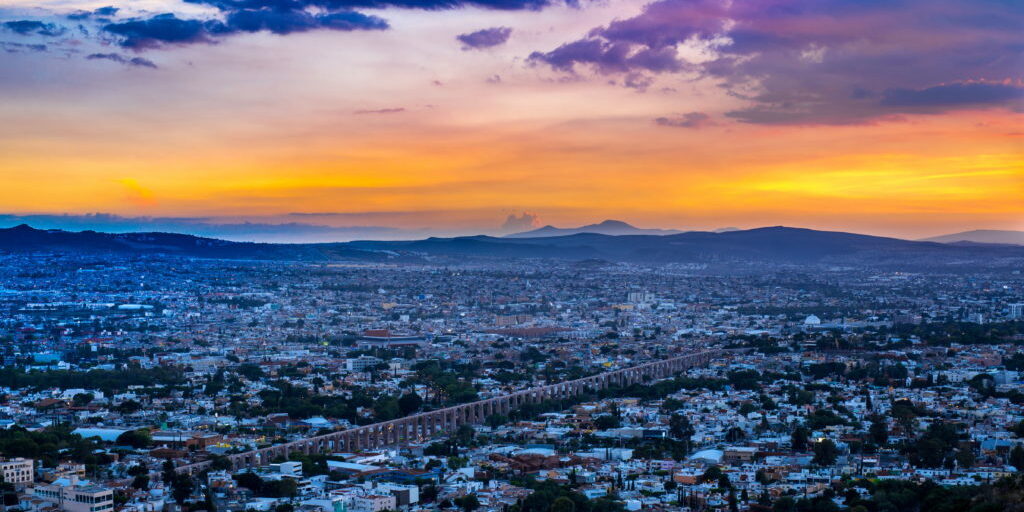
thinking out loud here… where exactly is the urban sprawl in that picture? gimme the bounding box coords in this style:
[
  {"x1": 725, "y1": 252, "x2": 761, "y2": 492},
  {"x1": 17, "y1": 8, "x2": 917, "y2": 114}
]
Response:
[{"x1": 1, "y1": 253, "x2": 1023, "y2": 512}]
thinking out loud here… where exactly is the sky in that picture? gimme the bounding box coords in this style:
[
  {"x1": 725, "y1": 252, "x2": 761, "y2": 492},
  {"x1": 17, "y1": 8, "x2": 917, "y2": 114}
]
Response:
[{"x1": 0, "y1": 0, "x2": 1022, "y2": 241}]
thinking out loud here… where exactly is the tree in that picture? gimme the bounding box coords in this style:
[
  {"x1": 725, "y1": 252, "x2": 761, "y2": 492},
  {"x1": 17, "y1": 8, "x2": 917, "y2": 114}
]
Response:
[
  {"x1": 791, "y1": 427, "x2": 810, "y2": 452},
  {"x1": 1010, "y1": 445, "x2": 1024, "y2": 471},
  {"x1": 1014, "y1": 420, "x2": 1024, "y2": 438},
  {"x1": 594, "y1": 415, "x2": 620, "y2": 430},
  {"x1": 700, "y1": 466, "x2": 722, "y2": 484},
  {"x1": 486, "y1": 414, "x2": 508, "y2": 428},
  {"x1": 210, "y1": 455, "x2": 234, "y2": 471},
  {"x1": 260, "y1": 479, "x2": 297, "y2": 498},
  {"x1": 955, "y1": 446, "x2": 975, "y2": 469},
  {"x1": 116, "y1": 429, "x2": 152, "y2": 449},
  {"x1": 162, "y1": 461, "x2": 176, "y2": 485},
  {"x1": 131, "y1": 475, "x2": 149, "y2": 490},
  {"x1": 398, "y1": 391, "x2": 423, "y2": 416},
  {"x1": 455, "y1": 493, "x2": 480, "y2": 512},
  {"x1": 234, "y1": 472, "x2": 264, "y2": 493},
  {"x1": 725, "y1": 426, "x2": 746, "y2": 443},
  {"x1": 116, "y1": 399, "x2": 143, "y2": 414},
  {"x1": 172, "y1": 475, "x2": 194, "y2": 504},
  {"x1": 717, "y1": 473, "x2": 732, "y2": 490},
  {"x1": 551, "y1": 496, "x2": 576, "y2": 512},
  {"x1": 869, "y1": 415, "x2": 889, "y2": 446},
  {"x1": 455, "y1": 424, "x2": 475, "y2": 446},
  {"x1": 421, "y1": 484, "x2": 439, "y2": 502},
  {"x1": 812, "y1": 439, "x2": 838, "y2": 466},
  {"x1": 72, "y1": 393, "x2": 94, "y2": 407},
  {"x1": 772, "y1": 497, "x2": 796, "y2": 512},
  {"x1": 669, "y1": 413, "x2": 695, "y2": 455}
]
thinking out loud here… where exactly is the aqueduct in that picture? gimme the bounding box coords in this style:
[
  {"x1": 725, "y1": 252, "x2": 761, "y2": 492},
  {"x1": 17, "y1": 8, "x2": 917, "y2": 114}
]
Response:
[{"x1": 176, "y1": 349, "x2": 723, "y2": 475}]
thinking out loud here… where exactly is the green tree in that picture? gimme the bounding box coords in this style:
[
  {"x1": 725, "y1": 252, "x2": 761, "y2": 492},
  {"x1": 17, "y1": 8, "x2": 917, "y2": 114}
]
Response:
[
  {"x1": 791, "y1": 427, "x2": 810, "y2": 452},
  {"x1": 116, "y1": 429, "x2": 152, "y2": 449},
  {"x1": 455, "y1": 424, "x2": 475, "y2": 446},
  {"x1": 398, "y1": 391, "x2": 423, "y2": 416},
  {"x1": 131, "y1": 475, "x2": 149, "y2": 490},
  {"x1": 456, "y1": 493, "x2": 480, "y2": 512},
  {"x1": 550, "y1": 496, "x2": 575, "y2": 512},
  {"x1": 725, "y1": 426, "x2": 746, "y2": 443},
  {"x1": 869, "y1": 415, "x2": 889, "y2": 446},
  {"x1": 1009, "y1": 445, "x2": 1024, "y2": 471},
  {"x1": 172, "y1": 475, "x2": 194, "y2": 504},
  {"x1": 72, "y1": 393, "x2": 94, "y2": 407},
  {"x1": 812, "y1": 439, "x2": 839, "y2": 466},
  {"x1": 955, "y1": 447, "x2": 975, "y2": 469}
]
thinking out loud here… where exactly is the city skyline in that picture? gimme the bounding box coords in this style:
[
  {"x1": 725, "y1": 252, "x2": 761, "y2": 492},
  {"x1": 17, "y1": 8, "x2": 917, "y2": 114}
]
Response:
[{"x1": 1, "y1": 0, "x2": 1022, "y2": 240}]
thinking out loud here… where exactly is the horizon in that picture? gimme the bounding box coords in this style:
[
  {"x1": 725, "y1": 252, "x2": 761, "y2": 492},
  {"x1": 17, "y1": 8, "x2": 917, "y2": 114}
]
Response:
[
  {"x1": 0, "y1": 215, "x2": 1018, "y2": 244},
  {"x1": 1, "y1": 0, "x2": 1022, "y2": 237}
]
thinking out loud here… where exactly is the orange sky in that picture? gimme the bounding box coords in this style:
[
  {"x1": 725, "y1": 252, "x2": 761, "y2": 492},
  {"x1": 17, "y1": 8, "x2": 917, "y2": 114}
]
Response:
[{"x1": 0, "y1": 0, "x2": 1021, "y2": 239}]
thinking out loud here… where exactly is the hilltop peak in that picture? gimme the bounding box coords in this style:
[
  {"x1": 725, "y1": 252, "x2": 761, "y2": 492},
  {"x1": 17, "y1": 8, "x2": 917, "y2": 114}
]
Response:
[{"x1": 506, "y1": 219, "x2": 680, "y2": 238}]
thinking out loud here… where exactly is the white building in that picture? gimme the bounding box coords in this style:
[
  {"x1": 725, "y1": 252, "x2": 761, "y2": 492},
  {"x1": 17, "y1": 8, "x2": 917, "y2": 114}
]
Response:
[
  {"x1": 32, "y1": 476, "x2": 114, "y2": 512},
  {"x1": 350, "y1": 494, "x2": 396, "y2": 512},
  {"x1": 0, "y1": 458, "x2": 34, "y2": 487}
]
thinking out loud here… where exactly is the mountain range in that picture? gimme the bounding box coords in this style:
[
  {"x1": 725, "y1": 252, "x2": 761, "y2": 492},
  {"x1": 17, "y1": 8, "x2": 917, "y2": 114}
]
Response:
[
  {"x1": 1, "y1": 223, "x2": 1021, "y2": 269},
  {"x1": 921, "y1": 229, "x2": 1024, "y2": 246},
  {"x1": 506, "y1": 219, "x2": 683, "y2": 238}
]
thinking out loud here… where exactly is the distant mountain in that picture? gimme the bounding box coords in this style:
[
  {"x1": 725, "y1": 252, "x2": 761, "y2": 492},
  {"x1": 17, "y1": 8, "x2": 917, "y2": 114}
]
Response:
[
  {"x1": 0, "y1": 224, "x2": 383, "y2": 261},
  {"x1": 922, "y1": 229, "x2": 1024, "y2": 246},
  {"x1": 344, "y1": 226, "x2": 1024, "y2": 268},
  {"x1": 1, "y1": 224, "x2": 1021, "y2": 269},
  {"x1": 506, "y1": 219, "x2": 682, "y2": 238}
]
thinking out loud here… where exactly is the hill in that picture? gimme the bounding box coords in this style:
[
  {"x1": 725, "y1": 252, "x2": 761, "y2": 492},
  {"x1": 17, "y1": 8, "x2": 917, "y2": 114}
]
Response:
[
  {"x1": 506, "y1": 219, "x2": 681, "y2": 238},
  {"x1": 1, "y1": 224, "x2": 1021, "y2": 269},
  {"x1": 922, "y1": 229, "x2": 1024, "y2": 246}
]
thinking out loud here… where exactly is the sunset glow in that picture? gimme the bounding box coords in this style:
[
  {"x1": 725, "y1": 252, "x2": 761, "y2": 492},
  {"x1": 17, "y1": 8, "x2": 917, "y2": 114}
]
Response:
[{"x1": 1, "y1": 0, "x2": 1021, "y2": 239}]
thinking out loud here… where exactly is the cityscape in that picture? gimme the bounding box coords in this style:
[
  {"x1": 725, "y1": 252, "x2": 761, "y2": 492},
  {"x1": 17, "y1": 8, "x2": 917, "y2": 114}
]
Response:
[
  {"x1": 0, "y1": 238, "x2": 1021, "y2": 512},
  {"x1": 1, "y1": 0, "x2": 1023, "y2": 511}
]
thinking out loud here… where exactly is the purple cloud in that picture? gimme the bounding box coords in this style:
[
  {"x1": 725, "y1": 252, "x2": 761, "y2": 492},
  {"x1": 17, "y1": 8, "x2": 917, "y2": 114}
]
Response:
[
  {"x1": 86, "y1": 52, "x2": 158, "y2": 68},
  {"x1": 102, "y1": 10, "x2": 388, "y2": 49},
  {"x1": 881, "y1": 82, "x2": 1024, "y2": 108},
  {"x1": 3, "y1": 20, "x2": 67, "y2": 37},
  {"x1": 103, "y1": 14, "x2": 220, "y2": 49},
  {"x1": 655, "y1": 112, "x2": 713, "y2": 129},
  {"x1": 225, "y1": 9, "x2": 387, "y2": 35},
  {"x1": 529, "y1": 0, "x2": 1024, "y2": 124},
  {"x1": 354, "y1": 107, "x2": 406, "y2": 114},
  {"x1": 457, "y1": 26, "x2": 512, "y2": 50},
  {"x1": 184, "y1": 0, "x2": 558, "y2": 12},
  {"x1": 0, "y1": 42, "x2": 48, "y2": 53}
]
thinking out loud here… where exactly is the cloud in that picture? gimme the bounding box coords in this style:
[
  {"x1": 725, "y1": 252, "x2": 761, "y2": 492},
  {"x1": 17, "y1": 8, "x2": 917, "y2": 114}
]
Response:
[
  {"x1": 225, "y1": 8, "x2": 388, "y2": 35},
  {"x1": 354, "y1": 107, "x2": 406, "y2": 114},
  {"x1": 654, "y1": 111, "x2": 713, "y2": 129},
  {"x1": 87, "y1": 52, "x2": 158, "y2": 68},
  {"x1": 111, "y1": 0, "x2": 571, "y2": 51},
  {"x1": 3, "y1": 20, "x2": 67, "y2": 37},
  {"x1": 6, "y1": 0, "x2": 569, "y2": 65},
  {"x1": 103, "y1": 14, "x2": 221, "y2": 49},
  {"x1": 881, "y1": 82, "x2": 1024, "y2": 108},
  {"x1": 68, "y1": 6, "x2": 120, "y2": 21},
  {"x1": 457, "y1": 26, "x2": 512, "y2": 50},
  {"x1": 1, "y1": 42, "x2": 48, "y2": 53},
  {"x1": 184, "y1": 0, "x2": 559, "y2": 12},
  {"x1": 500, "y1": 212, "x2": 542, "y2": 232},
  {"x1": 529, "y1": 0, "x2": 1024, "y2": 124},
  {"x1": 102, "y1": 9, "x2": 388, "y2": 49}
]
